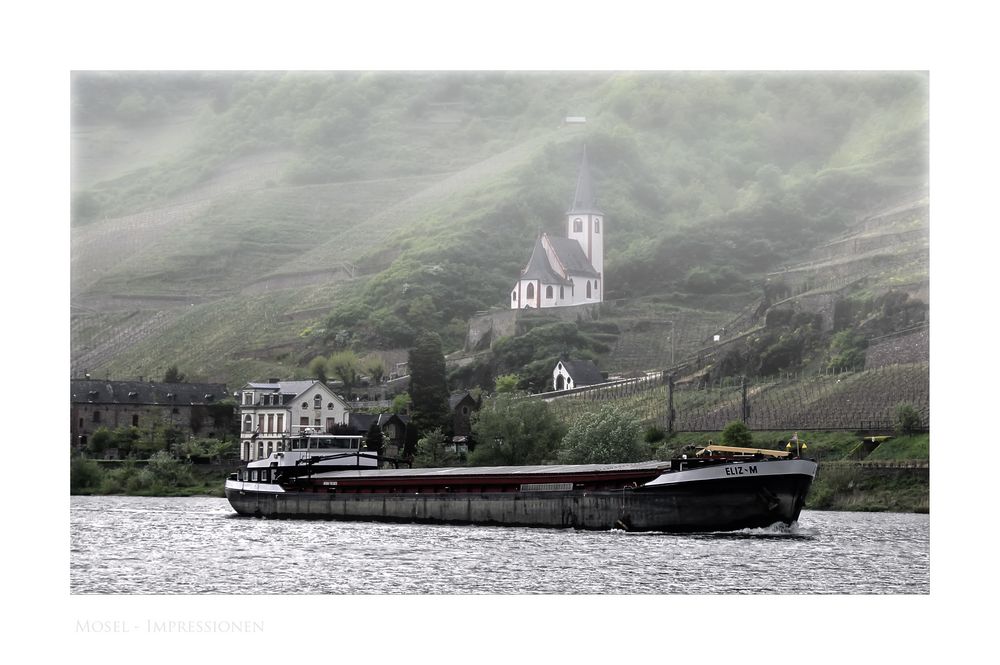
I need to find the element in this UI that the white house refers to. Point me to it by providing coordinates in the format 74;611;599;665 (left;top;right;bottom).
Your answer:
511;147;604;309
238;379;351;461
552;359;605;391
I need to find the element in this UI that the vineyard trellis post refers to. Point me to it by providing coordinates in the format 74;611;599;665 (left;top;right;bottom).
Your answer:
741;375;749;425
667;372;675;434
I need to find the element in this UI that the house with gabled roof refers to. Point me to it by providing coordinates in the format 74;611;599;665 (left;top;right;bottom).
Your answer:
237;379;351;461
510;147;604;309
552;359;605;391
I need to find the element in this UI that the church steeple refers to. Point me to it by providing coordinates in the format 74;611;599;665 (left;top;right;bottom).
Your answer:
565;146;604;294
568;145;601;214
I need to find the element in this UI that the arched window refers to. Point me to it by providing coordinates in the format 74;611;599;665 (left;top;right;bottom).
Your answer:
545;285;553;299
512;290;517;302
595;219;600;233
586;281;592;298
526;283;535;300
560;286;565;299
573;218;583;232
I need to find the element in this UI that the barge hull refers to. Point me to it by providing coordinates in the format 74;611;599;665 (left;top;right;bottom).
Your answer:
224;473;812;533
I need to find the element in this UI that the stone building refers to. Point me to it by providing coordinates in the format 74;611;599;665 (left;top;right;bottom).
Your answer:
70;378;230;451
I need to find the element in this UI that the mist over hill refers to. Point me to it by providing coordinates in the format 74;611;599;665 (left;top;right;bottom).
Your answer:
70;71;928;390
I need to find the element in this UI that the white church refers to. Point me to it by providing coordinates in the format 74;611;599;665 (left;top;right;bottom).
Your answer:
510;148;604;309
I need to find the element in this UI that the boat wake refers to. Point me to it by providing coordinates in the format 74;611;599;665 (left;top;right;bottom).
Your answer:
703;521;817;539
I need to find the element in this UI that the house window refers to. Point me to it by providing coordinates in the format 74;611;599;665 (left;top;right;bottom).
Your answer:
243;415;252;432
277;414;284;433
93;411;101;423
300;417;309;427
301;402;308;409
243;393;253;405
526;283;535;299
250;470;258;482
132;415;139;427
328;402;335;410
267;414;274;434
573;218;583;232
545;285;553;299
326;418;335;432
314;394;322;409
595;219;600;233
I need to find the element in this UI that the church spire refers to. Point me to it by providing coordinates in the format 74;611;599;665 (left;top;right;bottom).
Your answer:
568;145;600;214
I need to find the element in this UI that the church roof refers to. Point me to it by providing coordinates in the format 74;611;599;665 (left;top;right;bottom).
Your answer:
547;237;599;277
519;237;572;285
557;359;605;387
567;146;602;214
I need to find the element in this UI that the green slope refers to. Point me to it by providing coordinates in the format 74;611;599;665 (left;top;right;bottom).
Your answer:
71;71;928;387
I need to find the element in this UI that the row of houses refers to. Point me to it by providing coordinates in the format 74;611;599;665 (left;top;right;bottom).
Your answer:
70;359;606;462
70;377;482;463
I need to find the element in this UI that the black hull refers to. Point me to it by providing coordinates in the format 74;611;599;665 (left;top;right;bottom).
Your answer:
225;473;813;533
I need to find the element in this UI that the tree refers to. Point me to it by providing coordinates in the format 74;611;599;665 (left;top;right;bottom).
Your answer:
494;374;520;393
367;359;386;386
413;428;458;468
364;421;385;454
894;403;922;436
408;331;450;435
308;355;329;383
561;403;644;464
391;393;412;415
469;394;566;466
328;351;360;399
721;421;753;447
163;365;186;383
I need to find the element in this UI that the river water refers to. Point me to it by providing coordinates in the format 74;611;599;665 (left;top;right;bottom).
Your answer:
69;496;928;594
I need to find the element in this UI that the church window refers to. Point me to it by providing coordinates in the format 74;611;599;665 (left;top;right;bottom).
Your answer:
526;283;535;300
546;286;553;299
573;218;583;232
595;219;600;233
314;394;322;409
512;291;517;302
560;286;564;299
586;281;592;298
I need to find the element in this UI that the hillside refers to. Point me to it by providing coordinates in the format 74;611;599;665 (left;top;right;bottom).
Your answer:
70;71;928;391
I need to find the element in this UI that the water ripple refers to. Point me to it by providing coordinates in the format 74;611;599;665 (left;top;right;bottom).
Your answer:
70;496;929;594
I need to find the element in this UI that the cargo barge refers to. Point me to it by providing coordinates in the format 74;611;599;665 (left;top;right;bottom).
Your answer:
225;432;817;532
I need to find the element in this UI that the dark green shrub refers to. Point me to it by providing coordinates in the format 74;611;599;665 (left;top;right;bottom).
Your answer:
721;421;753;447
894;403;922;435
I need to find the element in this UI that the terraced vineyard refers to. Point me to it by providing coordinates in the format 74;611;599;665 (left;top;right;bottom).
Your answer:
540;362;929;433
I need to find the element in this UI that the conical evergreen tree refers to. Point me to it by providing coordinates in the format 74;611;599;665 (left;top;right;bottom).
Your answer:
408;331;450;437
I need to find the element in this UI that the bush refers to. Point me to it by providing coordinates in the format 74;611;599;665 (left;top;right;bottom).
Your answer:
70;455;104;494
894;403;923;435
561;403;645;464
721;421;753;447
